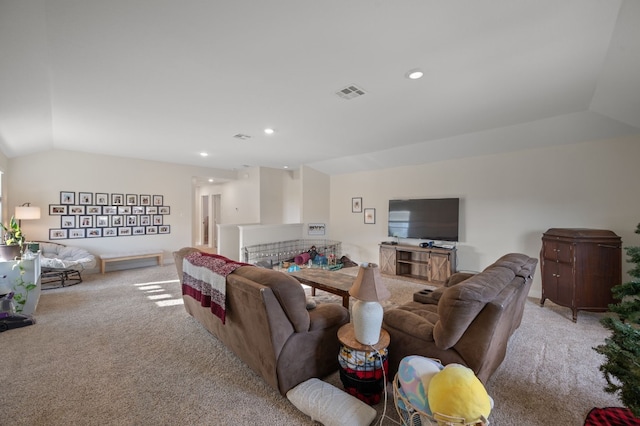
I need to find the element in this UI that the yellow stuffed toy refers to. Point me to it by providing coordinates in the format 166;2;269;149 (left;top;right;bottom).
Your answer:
427;363;492;424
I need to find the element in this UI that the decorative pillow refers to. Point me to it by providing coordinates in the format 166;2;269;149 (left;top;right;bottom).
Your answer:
286;378;377;426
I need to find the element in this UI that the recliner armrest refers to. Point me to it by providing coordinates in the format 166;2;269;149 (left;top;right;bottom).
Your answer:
383;307;436;341
308;304;350;331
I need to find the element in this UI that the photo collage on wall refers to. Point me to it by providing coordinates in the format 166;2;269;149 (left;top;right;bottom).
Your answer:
48;191;171;240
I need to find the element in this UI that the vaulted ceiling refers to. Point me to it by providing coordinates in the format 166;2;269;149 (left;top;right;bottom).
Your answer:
1;0;638;177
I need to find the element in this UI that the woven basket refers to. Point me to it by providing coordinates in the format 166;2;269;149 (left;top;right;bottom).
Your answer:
392;374;489;426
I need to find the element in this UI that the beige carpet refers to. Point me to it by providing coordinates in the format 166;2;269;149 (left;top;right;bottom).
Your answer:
1;265;621;425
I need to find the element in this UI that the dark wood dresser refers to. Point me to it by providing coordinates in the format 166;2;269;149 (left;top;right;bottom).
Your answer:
540;228;622;322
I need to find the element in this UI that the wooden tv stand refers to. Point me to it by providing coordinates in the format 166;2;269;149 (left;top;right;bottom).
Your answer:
379;243;456;285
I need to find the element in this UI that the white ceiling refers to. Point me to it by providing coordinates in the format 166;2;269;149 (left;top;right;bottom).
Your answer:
1;0;639;178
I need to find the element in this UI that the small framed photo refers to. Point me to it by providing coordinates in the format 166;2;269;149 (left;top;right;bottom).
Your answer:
96;216;109;227
158;225;170;234
79;192;93;205
132;206;145;215
139;215;151;226
126;194;138;205
69;205;85;215
146;206;158;214
118;227;132;236
126;215;138;226
103;206;117;215
95;193;109;205
139;195;151;206
60;191;75;205
111;215;124;227
132;226;146;235
103;227;118;237
352;197;363;213
158;206;170;215
86;205;101;215
69;229;85;239
153;215;163;225
364;208;376;224
146;226;158;234
79;215;93;228
49;205;67;215
308;223;325;235
61;216;76;228
118;206;131;215
153;195;163;206
49;229;68;240
86;228;102;238
111;193;124;205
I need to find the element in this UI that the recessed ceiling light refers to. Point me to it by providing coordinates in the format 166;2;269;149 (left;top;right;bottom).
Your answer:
208;178;214;183
264;128;275;135
283;165;289;169
405;68;424;80
200;152;208;157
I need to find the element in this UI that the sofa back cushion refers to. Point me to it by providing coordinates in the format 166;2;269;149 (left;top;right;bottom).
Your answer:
233;266;310;333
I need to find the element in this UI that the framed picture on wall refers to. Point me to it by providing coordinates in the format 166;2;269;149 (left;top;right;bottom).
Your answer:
86;205;101;215
352;197;363;213
60;191;75;205
86;228;102;238
308;223;325;235
69;229;85;239
118;227;132;236
49;229;67;240
146;226;158;234
158;225;170;234
111;193;124;205
153;195;163;206
96;193;109;205
79;192;93;205
364;208;376;224
61;216;76;228
140;195;151;206
158;206;170;215
69;205;85;215
126;194;138;205
49;205;67;215
79;215;93;228
103;227;117;237
132;226;145;235
96;216;109;227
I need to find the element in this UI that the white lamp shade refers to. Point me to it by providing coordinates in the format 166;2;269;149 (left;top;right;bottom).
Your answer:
15;206;41;220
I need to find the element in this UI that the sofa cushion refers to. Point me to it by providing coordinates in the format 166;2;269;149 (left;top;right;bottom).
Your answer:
433;262;518;350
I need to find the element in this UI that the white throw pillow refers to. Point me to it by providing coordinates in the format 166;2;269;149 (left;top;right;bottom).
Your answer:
286;378;377;426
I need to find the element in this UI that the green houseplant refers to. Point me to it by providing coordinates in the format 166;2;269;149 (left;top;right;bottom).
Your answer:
594;222;640;417
0;216;24;260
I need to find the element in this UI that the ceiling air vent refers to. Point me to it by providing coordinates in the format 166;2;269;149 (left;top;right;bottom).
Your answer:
233;133;252;140
336;84;367;100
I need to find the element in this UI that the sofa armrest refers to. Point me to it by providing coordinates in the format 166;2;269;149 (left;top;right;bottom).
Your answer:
308;304;350;331
383;306;436;341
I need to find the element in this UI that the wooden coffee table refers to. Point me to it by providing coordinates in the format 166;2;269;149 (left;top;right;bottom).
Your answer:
288;268;355;308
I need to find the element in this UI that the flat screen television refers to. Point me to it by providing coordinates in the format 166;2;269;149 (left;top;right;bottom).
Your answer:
388;198;459;241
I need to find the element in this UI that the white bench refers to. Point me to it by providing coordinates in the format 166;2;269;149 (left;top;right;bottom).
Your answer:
99;250;164;274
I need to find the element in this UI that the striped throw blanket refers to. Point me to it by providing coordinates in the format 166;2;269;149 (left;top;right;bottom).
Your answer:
181;252;250;324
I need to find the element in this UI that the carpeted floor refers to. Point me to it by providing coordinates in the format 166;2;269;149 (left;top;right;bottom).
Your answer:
0;264;623;425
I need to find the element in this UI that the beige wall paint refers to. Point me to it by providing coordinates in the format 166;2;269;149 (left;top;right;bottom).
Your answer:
329;135;640;298
5;149;233;262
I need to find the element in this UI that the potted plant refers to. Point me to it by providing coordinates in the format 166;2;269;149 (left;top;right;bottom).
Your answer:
0;216;24;261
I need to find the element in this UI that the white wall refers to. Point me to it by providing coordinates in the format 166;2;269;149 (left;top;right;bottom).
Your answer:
329;135;640;298
301;165;330;237
5;149;235;265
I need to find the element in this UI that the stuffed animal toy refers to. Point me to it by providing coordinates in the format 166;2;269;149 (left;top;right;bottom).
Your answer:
427;363;492;423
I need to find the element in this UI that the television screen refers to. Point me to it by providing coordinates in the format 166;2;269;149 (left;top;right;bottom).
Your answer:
388;198;459;241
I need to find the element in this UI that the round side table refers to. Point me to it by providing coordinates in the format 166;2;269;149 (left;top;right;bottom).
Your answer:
337;323;390;405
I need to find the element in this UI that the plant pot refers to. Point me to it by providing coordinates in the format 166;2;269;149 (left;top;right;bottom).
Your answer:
0;245;21;261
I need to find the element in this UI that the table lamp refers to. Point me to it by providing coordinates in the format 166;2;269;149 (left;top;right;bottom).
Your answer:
349;262;390;345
